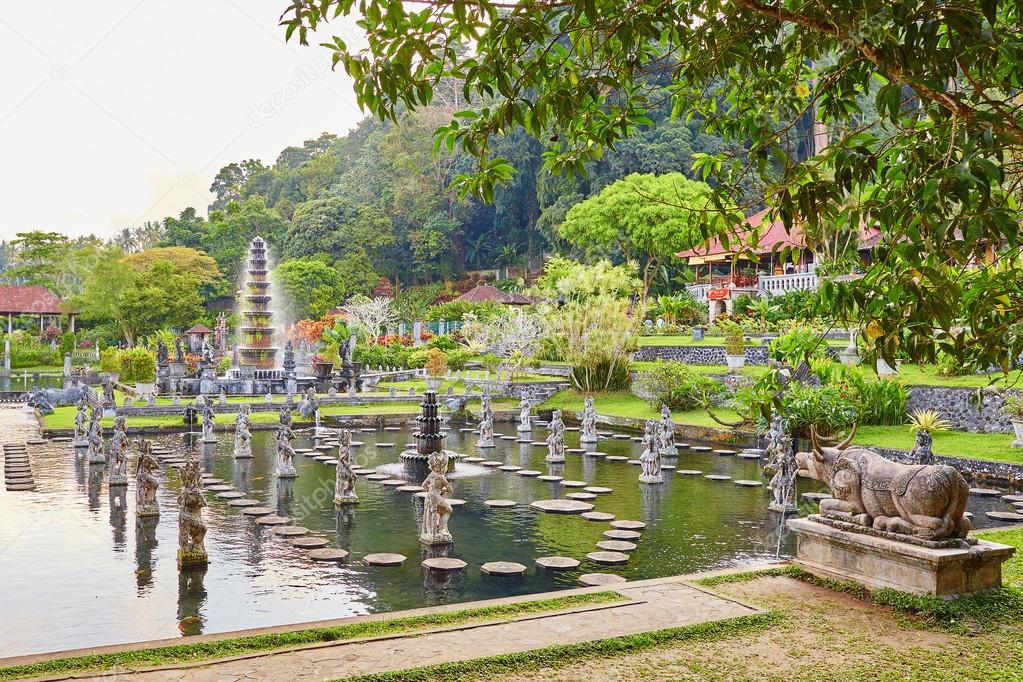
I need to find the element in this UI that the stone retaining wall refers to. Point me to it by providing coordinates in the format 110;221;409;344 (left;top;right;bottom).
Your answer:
633;344;771;365
906;385;1019;433
870;445;1023;486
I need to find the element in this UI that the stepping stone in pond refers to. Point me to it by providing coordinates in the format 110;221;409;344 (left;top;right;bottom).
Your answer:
350;441;365;447
597;540;637;552
1013;501;1023;509
500;435;518;440
382;479;406;487
228;499;261;507
606;456;628;462
308;547;349;560
603;529;642;541
971;488;1002;497
273;526;309;537
485;499;516;508
690;446;712;452
376;443;395;448
631;437;643;443
586;551;629;565
464;457;485;463
964;511;974;519
255;515;291;526
567;492;597;501
734;480;764;487
579;573;626;586
201;478;222;485
365;552;406;566
481;461;503;467
361;428;378;432
26;439;44;445
660;464;676;470
447;498;466;507
1001;494;1023;503
205;484;234;492
216;491;246;499
518;470;542;477
498;465;522;472
294;448;315;454
562;480;588;488
582;511;616;522
314;445;334;451
610;520;646;530
802;492;831;501
313;455;331;462
584;486;613;494
704;475;731;481
396;485;424;493
531;442;547;447
6;483;34;491
323;459;340;466
627;459;642;465
422;557;467;571
530;499;594;514
292;537;328;549
481;561;528;576
366;474;390;481
986;511;1023;521
566;448;586;454
613;434;631;440
459;428;475;433
383;426;401;431
353;468;376;475
241;506;276;516
536;556;580;571
714;449;736;456
565;427;580;432
538;475;563;482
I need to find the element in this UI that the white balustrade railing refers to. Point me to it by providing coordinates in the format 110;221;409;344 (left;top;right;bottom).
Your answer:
685;284;712;302
760;272;819;295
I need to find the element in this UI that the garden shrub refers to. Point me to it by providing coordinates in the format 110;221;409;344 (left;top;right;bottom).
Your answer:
769;325;829;366
811;360;908;426
119;347;156;383
444;349;471;370
426;335;458;351
781;384;857;437
535;337;563;362
99;348;121;375
633;362;727;412
424;348;448;377
58;332;76;355
478;354;502;371
407;348;431;369
764;288;821;322
570;357;631;392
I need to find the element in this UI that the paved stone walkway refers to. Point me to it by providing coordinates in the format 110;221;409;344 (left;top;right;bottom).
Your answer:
76;577;761;681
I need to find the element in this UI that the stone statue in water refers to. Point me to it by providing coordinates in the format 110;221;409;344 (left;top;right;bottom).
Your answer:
420;451;453;545
579;396;598;443
334;429;358;505
86;409;106;464
73;399;89;447
476;394;495;448
768;432;798;513
639;419;663;484
234;403;253;459
516;397;532;432
108;415;129;485
658;404;678;456
545;409;566;463
276;409;297;478
177;458;208;566
200;396;217;443
135;439;160;517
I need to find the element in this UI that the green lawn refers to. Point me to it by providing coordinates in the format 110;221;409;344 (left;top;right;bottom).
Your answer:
854;425;1023;465
629;361;770;378
637;334;846;348
889;364;1023;388
541;390;741;429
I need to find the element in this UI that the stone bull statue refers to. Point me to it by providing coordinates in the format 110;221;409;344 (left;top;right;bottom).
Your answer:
27;386;91;415
796;425;971;541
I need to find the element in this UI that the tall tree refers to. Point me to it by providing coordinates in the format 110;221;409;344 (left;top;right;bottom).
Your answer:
3;231;72;293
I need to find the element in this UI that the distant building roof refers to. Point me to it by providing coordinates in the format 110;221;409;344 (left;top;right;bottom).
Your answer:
0;285;66;314
185;324;213;334
455;284;532;305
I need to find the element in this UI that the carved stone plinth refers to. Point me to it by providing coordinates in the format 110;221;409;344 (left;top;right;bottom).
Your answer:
788;517;1015;596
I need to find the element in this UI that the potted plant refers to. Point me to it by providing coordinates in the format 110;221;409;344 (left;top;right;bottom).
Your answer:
424;348;448;390
125;347;156;397
1001;396;1023;447
908;409;950;463
720;321;745;372
311;354;334;379
99;347;121;383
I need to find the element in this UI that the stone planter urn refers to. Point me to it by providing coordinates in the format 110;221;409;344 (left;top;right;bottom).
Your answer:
1011;420;1023;449
838;348;861;366
313;361;334;379
692;326;705;341
100;372;120;384
876;358;901;376
725;354;745;372
134;382;155;398
426;376;442;390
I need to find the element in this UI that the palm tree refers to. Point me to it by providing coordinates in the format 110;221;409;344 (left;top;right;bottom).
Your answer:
464;233;492;270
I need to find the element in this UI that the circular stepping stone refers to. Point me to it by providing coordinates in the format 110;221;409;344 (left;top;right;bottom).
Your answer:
1001;494;1023;503
201;477;222;484
610;520;646;530
500;435;518;440
422;557;467;571
690;446;712;452
518;469;542;477
531;442;547;447
481;561;527;576
294;448;315;454
613;434;631;440
216;491;246;499
584;486;613;494
353;468;375;475
365;553;406;566
566;448;586;454
704;475;732;481
538;475;563;482
567;492;597;501
970;488;1002;497
366;474;390;481
464;457;485;463
579;573;626;586
360;428;378;432
228;498;261;507
562;480;588;488
738;451;763;459
586;551;629;565
26;439;44;445
446;498;466;507
597;540;637;552
314;445;333;451
308;547;349;561
603;529;641;540
606;456;628;462
481;461;503;467
485;499;516;508
376;443;395;448
382;479;406;487
627;459;642;465
734;480;764;487
255;515;291;526
582;511;616;522
396;485;424;493
660;464;676;470
291;536;328;549
383;426;401;431
313;456;332;462
530;499;594;514
241;506;275;516
802;492;831;501
714;449;736;456
273;526;309;537
536;556;580;570
986;511;1023;521
205;484;234;492
497;465;522;472
350;441;365;447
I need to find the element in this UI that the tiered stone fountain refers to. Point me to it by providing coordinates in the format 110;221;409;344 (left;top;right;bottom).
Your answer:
237;237;278;379
400;390;456;473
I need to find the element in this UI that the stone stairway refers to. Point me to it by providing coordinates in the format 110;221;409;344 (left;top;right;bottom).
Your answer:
3;442;34;491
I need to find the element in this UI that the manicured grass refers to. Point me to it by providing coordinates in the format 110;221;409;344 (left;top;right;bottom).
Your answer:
888;364;1023;388
854;425;1023;465
974;527;1023;587
637;335;846;348
0;592;626;681
541;390;741;429
629;361;770;378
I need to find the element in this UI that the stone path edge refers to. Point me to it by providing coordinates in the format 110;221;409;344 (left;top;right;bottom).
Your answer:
0;566;776;674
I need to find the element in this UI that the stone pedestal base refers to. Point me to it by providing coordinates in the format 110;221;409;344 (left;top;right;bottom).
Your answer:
87;452;106;464
477;439;495;448
420;532;453;546
177;548;208;567
788;517;1015;596
277;468;297;478
639;474;663;484
136;504;160;518
768;502;798;515
334;494;359;506
517;423;531;432
109;475;128;486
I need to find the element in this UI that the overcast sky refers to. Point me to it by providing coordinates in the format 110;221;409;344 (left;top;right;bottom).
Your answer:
0;1;365;241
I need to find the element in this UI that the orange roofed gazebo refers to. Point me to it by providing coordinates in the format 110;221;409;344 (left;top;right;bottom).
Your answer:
455;284;532;305
0;285;74;333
